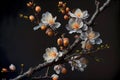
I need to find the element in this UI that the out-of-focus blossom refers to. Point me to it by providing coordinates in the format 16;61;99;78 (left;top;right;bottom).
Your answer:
33;12;61;30
66;18;88;34
81;40;93;50
43;47;63;62
69;8;89;19
80;27;102;45
54;65;67;74
69;57;87;71
51;74;59;80
1;68;8;73
9;64;16;71
54;65;62;74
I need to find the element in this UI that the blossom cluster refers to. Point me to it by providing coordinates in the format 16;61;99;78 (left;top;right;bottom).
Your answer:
41;8;103;79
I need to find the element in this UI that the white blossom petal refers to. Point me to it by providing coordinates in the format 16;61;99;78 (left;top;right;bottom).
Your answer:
94;32;100;39
82;24;88;31
80;32;87;40
53;16;57;21
33;23;43;31
90;39;96;45
69;30;76;34
52;22;61;29
51;74;59;78
95;38;102;44
82;10;89;19
69;12;76;17
74;8;82;16
41;12;52;24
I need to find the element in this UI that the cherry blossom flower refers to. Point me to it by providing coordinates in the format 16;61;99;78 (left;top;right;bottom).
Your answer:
69;57;87;71
80;27;102;45
81;40;93;50
69;8;89;19
33;12;61;30
66;18;88;34
43;47;63;62
51;74;59;80
54;65;62;74
9;64;16;71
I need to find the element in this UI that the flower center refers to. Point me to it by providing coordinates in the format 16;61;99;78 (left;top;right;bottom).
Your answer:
72;22;80;30
48;18;55;25
88;32;95;39
76;13;81;17
49;51;57;58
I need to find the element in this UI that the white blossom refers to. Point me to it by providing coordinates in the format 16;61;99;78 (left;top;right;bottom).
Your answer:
69;58;87;72
43;47;63;62
66;18;88;34
54;65;63;74
9;64;16;71
80;27;102;45
33;12;61;31
51;74;59;79
69;8;89;19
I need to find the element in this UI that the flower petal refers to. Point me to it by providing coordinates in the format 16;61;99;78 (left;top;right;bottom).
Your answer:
95;38;102;44
82;10;89;19
71;66;75;71
53;16;57;21
76;30;82;33
79;21;84;29
41;12;52;24
68;18;76;25
90;39;95;45
58;52;63;57
69;12;76;17
33;23;43;31
94;32;100;39
80;32;87;40
52;22;61;29
69;30;76;34
66;24;73;31
51;74;59;78
51;47;58;53
74;8;82;16
79;68;84;72
82;24;88;31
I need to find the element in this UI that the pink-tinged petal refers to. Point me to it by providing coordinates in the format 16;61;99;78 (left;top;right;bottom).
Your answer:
9;64;16;71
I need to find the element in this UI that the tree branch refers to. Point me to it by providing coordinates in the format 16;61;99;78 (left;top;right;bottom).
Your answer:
87;0;111;25
11;37;81;80
11;0;111;80
32;76;51;80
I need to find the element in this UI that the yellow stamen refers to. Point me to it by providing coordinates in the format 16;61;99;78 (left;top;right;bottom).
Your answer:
76;13;81;17
72;22;80;30
49;51;57;58
88;32;95;39
48;18;55;25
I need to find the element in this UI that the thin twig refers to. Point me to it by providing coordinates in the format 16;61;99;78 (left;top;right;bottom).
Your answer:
45;67;49;76
87;0;111;25
11;36;81;80
32;76;51;80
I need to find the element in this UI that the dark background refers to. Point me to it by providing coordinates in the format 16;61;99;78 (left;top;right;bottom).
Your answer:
0;0;120;80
